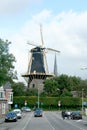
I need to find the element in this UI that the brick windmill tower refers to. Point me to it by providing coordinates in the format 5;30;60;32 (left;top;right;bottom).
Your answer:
22;25;60;91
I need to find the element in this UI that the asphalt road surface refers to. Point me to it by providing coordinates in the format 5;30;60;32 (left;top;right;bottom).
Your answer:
0;111;87;130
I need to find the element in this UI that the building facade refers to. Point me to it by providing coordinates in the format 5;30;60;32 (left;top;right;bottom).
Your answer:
0;83;13;116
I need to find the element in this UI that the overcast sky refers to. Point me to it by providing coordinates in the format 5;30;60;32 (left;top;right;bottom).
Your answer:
0;0;87;83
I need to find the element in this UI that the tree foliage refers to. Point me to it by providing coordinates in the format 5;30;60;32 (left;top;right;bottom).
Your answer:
0;39;16;85
43;78;58;96
11;82;26;96
25;88;38;96
43;74;87;97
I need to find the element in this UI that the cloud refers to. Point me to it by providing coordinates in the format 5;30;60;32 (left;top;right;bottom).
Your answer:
32;9;52;23
9;10;87;82
0;0;37;15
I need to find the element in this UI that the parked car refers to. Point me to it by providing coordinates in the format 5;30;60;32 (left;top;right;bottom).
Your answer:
13;109;22;119
21;107;31;112
5;111;17;122
34;108;43;117
70;111;82;120
61;111;71;119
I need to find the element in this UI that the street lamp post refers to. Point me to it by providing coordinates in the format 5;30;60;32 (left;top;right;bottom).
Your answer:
82;89;84;114
58;101;61;111
57;88;61;110
80;68;86;114
38;87;40;108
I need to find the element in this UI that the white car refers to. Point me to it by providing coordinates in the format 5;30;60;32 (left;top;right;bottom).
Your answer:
13;109;22;119
21;107;31;112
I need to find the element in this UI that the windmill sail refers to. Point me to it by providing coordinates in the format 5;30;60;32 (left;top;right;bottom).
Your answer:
22;25;60;88
54;54;58;76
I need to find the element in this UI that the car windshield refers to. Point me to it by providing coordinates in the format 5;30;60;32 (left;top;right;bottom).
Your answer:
15;111;20;114
6;112;16;117
22;107;30;109
72;111;80;114
35;108;42;112
25;107;30;109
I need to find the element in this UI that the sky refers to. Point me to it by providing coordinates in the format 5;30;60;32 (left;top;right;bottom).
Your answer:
0;0;87;83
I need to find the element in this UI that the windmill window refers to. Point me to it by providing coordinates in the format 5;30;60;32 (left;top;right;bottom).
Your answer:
32;84;35;88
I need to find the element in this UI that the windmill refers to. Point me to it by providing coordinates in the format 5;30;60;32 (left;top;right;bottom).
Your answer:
22;25;60;89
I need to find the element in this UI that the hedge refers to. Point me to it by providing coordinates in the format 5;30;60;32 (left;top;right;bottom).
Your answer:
13;96;84;110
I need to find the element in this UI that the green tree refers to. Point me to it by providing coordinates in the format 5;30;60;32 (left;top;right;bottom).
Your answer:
0;39;16;85
12;82;26;96
43;78;58;96
25;88;38;96
43;74;83;97
69;76;81;91
76;79;87;97
61;88;73;97
57;74;72;91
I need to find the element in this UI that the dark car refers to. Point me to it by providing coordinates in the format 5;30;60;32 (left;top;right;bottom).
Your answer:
5;111;18;122
34;108;43;117
70;111;82;120
61;111;71;119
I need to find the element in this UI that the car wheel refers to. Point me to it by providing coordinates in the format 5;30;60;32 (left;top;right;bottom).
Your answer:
14;119;17;122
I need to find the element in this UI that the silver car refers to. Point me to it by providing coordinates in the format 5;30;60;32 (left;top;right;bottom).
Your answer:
21;107;31;112
13;109;22;119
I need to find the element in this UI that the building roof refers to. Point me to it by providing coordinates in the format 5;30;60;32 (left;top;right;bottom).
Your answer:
3;82;12;90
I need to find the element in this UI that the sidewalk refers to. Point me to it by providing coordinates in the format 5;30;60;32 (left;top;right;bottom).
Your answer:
0;116;5;124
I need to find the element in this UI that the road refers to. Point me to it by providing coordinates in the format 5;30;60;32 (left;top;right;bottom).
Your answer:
0;111;87;130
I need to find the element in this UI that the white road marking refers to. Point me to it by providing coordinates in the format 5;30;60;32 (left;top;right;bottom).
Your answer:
44;114;55;130
21;113;33;130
